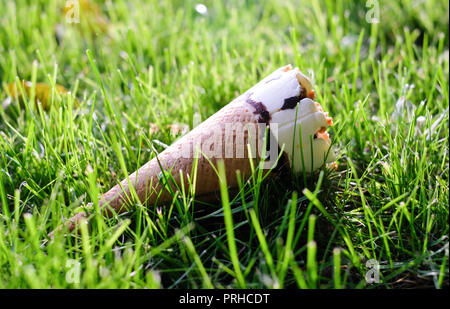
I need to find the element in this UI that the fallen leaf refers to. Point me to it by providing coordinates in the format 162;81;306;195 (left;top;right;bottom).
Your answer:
5;80;77;110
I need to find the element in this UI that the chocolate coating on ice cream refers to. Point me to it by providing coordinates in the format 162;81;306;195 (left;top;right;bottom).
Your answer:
280;88;308;110
245;97;271;125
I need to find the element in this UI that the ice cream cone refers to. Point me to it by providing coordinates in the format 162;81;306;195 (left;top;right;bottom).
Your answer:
63;64;336;232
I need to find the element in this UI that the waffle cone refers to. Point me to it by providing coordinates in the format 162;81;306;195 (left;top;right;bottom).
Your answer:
61;64;335;232
99;93;275;216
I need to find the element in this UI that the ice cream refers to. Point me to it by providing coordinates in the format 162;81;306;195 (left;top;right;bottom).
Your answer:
63;64;336;232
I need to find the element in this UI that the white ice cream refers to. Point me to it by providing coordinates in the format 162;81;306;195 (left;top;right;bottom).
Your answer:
247;65;336;173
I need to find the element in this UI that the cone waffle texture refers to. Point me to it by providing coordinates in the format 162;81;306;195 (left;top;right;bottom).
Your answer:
98;64;336;214
100;92;266;215
62;65;336;231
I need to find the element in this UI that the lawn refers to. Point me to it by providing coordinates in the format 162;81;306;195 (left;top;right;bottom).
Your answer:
0;0;448;289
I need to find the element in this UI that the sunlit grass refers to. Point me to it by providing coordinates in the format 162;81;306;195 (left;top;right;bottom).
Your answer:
0;0;448;288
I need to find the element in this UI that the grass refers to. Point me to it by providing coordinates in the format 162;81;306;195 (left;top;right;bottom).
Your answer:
0;0;448;288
